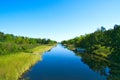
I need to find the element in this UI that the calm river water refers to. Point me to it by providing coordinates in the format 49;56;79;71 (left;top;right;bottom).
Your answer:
22;44;110;80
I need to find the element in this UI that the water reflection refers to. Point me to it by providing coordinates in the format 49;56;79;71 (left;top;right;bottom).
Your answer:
21;44;115;80
107;63;120;80
75;52;120;80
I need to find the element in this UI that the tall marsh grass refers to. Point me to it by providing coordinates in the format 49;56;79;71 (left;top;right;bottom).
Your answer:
32;45;54;54
0;45;54;80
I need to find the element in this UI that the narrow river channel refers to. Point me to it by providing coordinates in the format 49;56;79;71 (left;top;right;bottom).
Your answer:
22;44;109;80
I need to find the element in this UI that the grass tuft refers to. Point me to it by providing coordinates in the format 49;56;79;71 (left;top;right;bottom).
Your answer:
0;44;55;80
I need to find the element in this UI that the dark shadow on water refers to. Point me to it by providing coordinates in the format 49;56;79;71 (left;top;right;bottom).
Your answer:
75;52;120;80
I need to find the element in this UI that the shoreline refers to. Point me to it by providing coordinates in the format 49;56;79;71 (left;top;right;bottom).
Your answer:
18;45;55;80
0;44;56;80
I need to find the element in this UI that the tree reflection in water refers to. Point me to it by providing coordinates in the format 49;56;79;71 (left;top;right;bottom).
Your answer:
75;53;120;80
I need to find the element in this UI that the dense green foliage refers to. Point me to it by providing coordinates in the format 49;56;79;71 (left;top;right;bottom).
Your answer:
0;32;56;55
62;25;120;63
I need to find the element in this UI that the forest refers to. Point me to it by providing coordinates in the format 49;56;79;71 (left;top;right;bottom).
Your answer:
62;24;120;64
0;32;56;55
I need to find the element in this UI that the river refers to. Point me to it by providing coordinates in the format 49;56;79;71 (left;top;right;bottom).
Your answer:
22;44;110;80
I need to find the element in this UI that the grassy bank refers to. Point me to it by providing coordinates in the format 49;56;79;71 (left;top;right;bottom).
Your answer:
0;44;55;80
32;44;55;55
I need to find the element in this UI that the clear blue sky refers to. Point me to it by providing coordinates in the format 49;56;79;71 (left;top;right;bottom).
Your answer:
0;0;120;42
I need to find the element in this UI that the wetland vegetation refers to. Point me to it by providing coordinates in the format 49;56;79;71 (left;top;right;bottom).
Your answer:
0;32;56;80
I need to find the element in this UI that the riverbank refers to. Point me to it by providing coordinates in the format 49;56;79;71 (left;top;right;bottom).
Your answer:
0;44;55;80
21;44;111;80
64;44;110;58
64;44;120;80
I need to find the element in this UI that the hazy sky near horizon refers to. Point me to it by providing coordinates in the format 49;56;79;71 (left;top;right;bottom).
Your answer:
0;0;120;41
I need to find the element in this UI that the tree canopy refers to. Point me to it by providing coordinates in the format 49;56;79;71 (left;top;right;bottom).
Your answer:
61;25;120;63
0;32;57;55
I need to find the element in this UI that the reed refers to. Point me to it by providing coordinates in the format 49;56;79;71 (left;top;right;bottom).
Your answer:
0;45;54;80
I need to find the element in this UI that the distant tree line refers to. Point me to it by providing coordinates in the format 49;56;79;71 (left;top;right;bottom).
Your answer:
0;32;57;55
61;25;120;63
